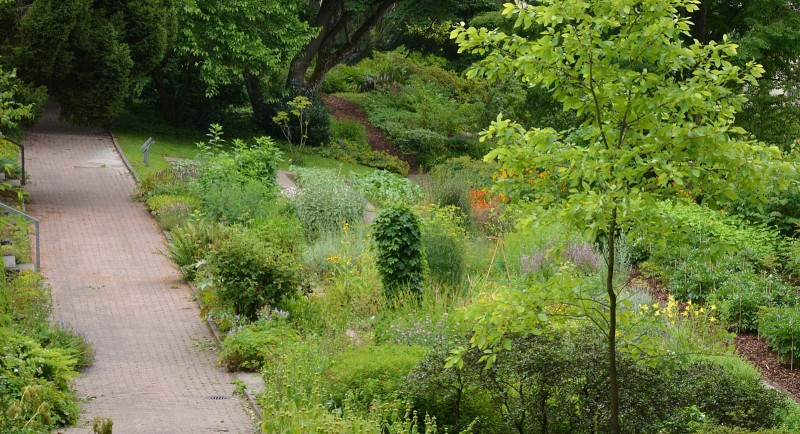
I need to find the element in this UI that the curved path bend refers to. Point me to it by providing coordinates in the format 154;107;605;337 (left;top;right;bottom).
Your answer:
24;109;254;433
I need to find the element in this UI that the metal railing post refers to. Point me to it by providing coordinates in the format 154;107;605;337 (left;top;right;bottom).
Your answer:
0;202;40;271
4;137;26;185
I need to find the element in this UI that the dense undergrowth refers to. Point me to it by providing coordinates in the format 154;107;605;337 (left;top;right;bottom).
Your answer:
137;123;800;433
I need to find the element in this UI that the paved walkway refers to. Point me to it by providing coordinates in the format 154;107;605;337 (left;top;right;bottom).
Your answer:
24;109;255;433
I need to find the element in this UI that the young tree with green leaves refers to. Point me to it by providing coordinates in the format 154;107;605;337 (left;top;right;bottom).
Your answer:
451;1;793;432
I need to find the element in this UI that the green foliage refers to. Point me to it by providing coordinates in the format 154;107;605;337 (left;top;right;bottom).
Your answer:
330;118;368;145
708;272;796;333
13;0;153;124
146;194;200;215
0;223;91;432
204;225;301;320
419;205;467;287
197;178;278;224
220;315;297;371
292;167;366;239
146;194;200;229
411;330;788;433
0;328;80;431
167;220;226;281
0;66;34;138
758;306;800;367
176;0;312;97
316;139;410;175
352;171;423;208
372;206;426;296
262;85;331;148
323;344;425;411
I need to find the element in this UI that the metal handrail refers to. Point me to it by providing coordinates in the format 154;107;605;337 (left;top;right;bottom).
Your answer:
2;137;26;185
0;202;40;271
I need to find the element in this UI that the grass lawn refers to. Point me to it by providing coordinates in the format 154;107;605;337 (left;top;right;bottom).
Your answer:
113;127;376;179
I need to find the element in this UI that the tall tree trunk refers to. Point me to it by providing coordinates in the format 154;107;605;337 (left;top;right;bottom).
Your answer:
606;207;620;434
287;0;342;87
243;69;265;120
691;0;708;42
308;0;396;88
287;0;398;89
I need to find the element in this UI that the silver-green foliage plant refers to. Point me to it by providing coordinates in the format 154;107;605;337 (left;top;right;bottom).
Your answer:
352;170;423;208
451;1;795;432
292;167;366;238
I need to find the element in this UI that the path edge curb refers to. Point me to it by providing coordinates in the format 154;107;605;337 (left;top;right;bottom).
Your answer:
107;129;140;182
108;131;264;423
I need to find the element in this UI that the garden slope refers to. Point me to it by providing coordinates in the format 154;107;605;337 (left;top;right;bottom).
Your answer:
24;107;254;432
324;94;419;173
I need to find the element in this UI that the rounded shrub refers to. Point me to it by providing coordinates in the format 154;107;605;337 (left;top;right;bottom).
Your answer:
206;226;301;320
323;344;426;411
261;85;330;147
372;206;425;296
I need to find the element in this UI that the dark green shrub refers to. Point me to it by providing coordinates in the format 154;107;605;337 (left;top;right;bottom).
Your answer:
330;118;368;145
372;206;425;296
671;361;787;431
206;226;301;320
759;306;800;367
220;316;297;371
404;329;787;434
261;85;330;147
323;344;425;411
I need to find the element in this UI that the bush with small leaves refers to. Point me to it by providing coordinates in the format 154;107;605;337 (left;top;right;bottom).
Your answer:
205;225;301;320
372;206;425;296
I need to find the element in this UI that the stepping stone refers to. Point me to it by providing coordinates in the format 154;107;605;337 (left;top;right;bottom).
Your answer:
3;255;16;269
7;179;21;187
0;172;5;181
15;264;34;272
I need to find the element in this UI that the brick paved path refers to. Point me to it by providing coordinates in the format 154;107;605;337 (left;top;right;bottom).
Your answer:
24;109;255;433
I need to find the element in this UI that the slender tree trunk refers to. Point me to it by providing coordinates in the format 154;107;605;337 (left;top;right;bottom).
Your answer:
690;0;708;42
286;0;342;87
243;69;265;120
606;207;620;434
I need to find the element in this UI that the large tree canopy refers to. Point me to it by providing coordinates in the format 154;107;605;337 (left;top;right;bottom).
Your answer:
175;0;313;118
8;0;174;125
287;0;501;88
